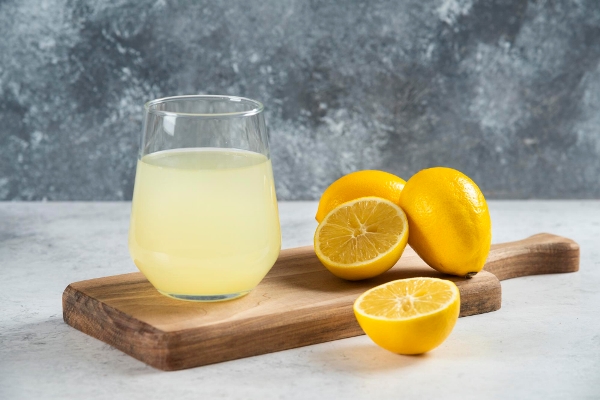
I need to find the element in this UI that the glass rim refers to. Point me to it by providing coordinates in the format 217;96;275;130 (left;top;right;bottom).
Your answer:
144;95;265;119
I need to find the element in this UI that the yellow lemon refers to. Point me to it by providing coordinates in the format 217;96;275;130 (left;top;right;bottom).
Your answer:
314;197;408;280
398;167;491;277
315;170;406;222
354;277;460;354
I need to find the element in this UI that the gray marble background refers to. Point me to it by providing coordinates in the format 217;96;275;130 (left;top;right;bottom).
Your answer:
1;0;599;200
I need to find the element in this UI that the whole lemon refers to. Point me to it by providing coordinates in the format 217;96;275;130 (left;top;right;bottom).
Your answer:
315;170;405;222
398;167;491;277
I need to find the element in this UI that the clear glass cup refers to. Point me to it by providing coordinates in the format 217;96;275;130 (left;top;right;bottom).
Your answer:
128;95;281;301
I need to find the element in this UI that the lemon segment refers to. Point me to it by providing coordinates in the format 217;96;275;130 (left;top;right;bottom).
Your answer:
316;170;406;222
354;277;460;354
314;197;408;280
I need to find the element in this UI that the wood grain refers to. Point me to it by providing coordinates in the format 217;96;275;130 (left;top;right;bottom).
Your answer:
63;233;578;370
483;233;579;280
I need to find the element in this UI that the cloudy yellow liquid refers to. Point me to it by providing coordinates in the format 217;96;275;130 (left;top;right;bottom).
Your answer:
128;148;281;299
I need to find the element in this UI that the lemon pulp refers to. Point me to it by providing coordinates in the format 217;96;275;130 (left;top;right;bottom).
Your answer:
314;197;408;280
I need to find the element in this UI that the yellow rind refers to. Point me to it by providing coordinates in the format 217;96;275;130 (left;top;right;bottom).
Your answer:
315;170;406;222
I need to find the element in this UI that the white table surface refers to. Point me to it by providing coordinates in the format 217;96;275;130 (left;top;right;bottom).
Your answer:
1;201;599;399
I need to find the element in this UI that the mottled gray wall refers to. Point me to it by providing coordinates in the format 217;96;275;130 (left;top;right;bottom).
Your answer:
1;0;599;200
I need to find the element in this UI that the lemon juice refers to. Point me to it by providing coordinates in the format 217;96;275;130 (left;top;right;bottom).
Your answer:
128;148;281;299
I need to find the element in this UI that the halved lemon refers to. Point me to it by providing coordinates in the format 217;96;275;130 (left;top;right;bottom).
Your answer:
354;277;460;354
314;197;408;280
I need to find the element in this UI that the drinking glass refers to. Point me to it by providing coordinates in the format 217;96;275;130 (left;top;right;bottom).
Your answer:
128;95;281;301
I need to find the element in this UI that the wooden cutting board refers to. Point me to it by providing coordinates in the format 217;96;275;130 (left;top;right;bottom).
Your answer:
63;233;579;371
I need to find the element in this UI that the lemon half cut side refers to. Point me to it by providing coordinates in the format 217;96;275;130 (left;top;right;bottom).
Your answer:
353;277;460;354
314;197;409;280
